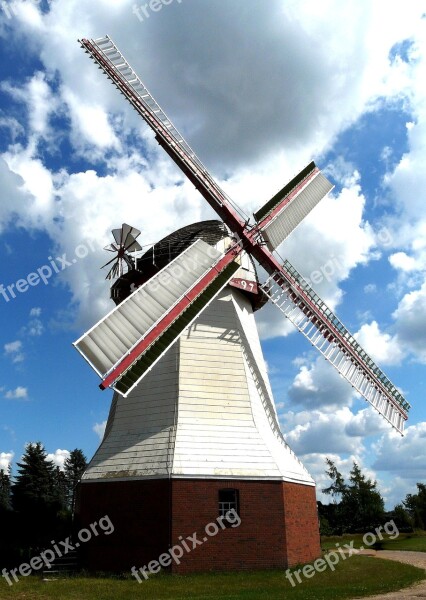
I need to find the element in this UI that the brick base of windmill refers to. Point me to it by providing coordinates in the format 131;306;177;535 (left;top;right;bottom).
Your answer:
75;478;320;573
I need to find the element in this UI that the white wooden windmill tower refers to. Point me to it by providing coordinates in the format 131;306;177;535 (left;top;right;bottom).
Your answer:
74;35;410;574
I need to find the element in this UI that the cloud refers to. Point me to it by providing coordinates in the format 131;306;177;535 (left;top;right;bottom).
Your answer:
392;282;426;362
364;283;377;294
0;157;30;234
1;71;58;139
27;318;43;336
0;0;422;335
281;406;386;456
47;448;70;469
375;422;426;473
61;88;120;154
93;420;106;440
0;117;24;142
4;340;22;354
389;251;419;272
4;386;28;400
355;320;405;366
0;452;14;471
30;307;41;317
287;356;354;411
3;340;24;363
0;0;425;503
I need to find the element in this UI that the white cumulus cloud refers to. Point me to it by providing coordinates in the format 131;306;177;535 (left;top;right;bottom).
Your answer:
93;420;107;440
47;448;70;469
4;387;28;400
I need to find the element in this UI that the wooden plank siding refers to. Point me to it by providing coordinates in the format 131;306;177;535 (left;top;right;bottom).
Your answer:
82;288;314;485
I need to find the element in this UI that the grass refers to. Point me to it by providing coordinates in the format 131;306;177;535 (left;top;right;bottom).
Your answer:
0;556;424;600
376;532;426;552
321;530;426;553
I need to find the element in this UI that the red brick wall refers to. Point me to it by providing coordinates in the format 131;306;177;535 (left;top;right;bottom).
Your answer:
74;478;320;573
282;481;321;566
74;479;171;571
171;479;285;573
171;479;320;573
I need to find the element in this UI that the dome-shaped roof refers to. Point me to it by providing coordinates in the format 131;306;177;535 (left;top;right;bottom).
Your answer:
136;219;229;274
110;220;229;305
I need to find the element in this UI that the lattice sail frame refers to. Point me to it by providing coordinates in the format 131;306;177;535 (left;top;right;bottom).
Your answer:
260;264;408;433
76;35;410;433
74;239;241;396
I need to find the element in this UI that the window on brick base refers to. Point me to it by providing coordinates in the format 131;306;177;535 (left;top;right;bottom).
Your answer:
218;488;240;524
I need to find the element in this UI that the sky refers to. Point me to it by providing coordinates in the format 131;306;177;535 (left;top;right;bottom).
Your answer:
0;0;425;510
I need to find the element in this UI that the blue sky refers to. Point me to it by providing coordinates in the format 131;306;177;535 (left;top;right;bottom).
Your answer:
0;0;425;509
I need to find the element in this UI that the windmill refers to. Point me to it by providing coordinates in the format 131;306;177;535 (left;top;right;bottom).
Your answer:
101;223;142;280
73;35;410;574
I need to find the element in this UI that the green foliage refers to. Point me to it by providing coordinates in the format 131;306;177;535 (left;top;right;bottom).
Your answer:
322;458;346;500
403;483;426;529
12;442;58;514
321;459;385;533
64;449;87;511
10;442;71;552
0;466;11;511
0;444;88;562
390;503;414;532
341;462;385;532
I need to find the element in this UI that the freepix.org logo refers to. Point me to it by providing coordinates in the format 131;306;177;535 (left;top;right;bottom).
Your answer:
2;515;114;586
0;239;98;303
1;0;53;20
132;0;183;23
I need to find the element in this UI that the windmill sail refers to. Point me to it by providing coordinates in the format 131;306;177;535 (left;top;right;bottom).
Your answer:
74;239;240;396
78;35;410;434
260;259;409;433
79;35;247;233
254;162;334;251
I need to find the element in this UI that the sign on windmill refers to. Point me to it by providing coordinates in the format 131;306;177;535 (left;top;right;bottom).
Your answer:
72;35;410;575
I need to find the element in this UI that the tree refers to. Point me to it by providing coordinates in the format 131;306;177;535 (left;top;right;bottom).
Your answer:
0;465;15;568
11;442;62;549
322;458;346;501
340;462;385;532
12;442;56;514
321;459;386;534
53;465;68;510
403;483;426;530
64;449;87;512
0;467;11;511
322;458;347;534
391;503;414;532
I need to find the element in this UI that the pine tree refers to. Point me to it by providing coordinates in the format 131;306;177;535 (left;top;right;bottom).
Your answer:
11;442;59;548
322;458;346;501
0;466;11;511
12;442;56;514
341;462;385;531
322;458;347;533
64;449;87;512
53;466;68;511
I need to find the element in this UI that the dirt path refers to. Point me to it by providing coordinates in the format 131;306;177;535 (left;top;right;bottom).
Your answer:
353;550;426;599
